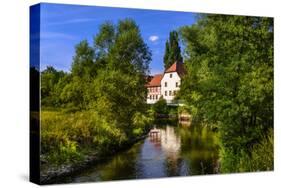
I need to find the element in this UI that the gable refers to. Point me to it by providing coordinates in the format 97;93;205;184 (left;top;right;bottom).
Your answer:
164;61;186;78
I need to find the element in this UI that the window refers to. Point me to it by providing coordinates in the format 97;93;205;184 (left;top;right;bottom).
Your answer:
174;90;177;96
165;82;167;87
156;95;158;100
149;95;152;100
169;90;172;96
165;91;167;96
170;74;172;78
176;82;178;87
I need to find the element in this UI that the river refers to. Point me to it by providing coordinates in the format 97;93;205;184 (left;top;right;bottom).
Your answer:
59;124;219;183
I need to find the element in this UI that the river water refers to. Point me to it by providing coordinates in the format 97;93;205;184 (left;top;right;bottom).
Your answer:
60;124;219;183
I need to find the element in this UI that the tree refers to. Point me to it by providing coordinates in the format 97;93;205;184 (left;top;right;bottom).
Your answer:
179;15;273;172
94;21;115;58
93;18;152;138
163;31;183;69
108;19;151;75
71;40;95;80
41;19;152;138
41;66;66;107
63;40;96;109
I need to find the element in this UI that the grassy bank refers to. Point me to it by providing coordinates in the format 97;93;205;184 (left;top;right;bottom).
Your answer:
40;110;152;180
219;128;274;173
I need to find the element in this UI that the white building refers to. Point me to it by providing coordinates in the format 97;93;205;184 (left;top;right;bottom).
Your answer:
146;74;163;104
146;61;186;104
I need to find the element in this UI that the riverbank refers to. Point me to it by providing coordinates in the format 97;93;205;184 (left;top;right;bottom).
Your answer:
40;134;148;184
40;110;152;184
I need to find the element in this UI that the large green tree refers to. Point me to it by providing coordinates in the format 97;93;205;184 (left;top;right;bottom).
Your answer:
163;30;183;69
59;40;96;110
71;40;95;79
93;19;151;138
108;19;151;75
40;19;153;169
179;15;273;172
41;18;152;137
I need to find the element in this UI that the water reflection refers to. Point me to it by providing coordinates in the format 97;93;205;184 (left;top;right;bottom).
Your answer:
60;124;219;183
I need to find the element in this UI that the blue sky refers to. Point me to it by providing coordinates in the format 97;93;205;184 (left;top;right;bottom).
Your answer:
39;3;196;74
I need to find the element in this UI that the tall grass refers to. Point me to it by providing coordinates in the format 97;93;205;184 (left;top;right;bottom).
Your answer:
41;110;129;167
220;128;273;173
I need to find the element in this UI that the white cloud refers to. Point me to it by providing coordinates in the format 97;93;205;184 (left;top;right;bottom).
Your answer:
40;32;76;40
47;18;101;26
149;35;159;42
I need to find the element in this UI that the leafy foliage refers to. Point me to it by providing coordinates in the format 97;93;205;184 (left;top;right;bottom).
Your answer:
153;96;168;115
179;15;273;172
41;110;127;165
220;128;273;172
40;18;152;167
41;66;66;107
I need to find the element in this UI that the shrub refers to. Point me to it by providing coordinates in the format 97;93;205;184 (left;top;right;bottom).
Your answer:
41;110;128;166
220;128;273;173
153;96;168;115
132;112;152;136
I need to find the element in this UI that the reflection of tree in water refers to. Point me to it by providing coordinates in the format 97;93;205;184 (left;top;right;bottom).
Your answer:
148;125;219;176
98;142;143;180
66;125;219;182
149;126;186;176
179;125;219;175
74;141;144;182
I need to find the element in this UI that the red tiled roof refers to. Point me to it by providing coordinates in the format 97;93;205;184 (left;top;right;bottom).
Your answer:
165;61;186;77
146;74;163;87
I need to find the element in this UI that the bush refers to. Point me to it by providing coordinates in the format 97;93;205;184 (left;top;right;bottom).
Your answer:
220;128;273;173
41;110;127;166
132;112;152;137
153;96;168;115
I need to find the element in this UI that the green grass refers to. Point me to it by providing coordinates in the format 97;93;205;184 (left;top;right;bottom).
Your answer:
41;109;152;169
41;110;126;167
219;128;273;173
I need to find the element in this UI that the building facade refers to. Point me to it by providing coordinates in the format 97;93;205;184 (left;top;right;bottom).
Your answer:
146;74;163;104
146;62;186;104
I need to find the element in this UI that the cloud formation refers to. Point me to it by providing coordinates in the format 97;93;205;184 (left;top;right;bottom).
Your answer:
47;18;101;26
40;32;76;40
149;35;159;42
